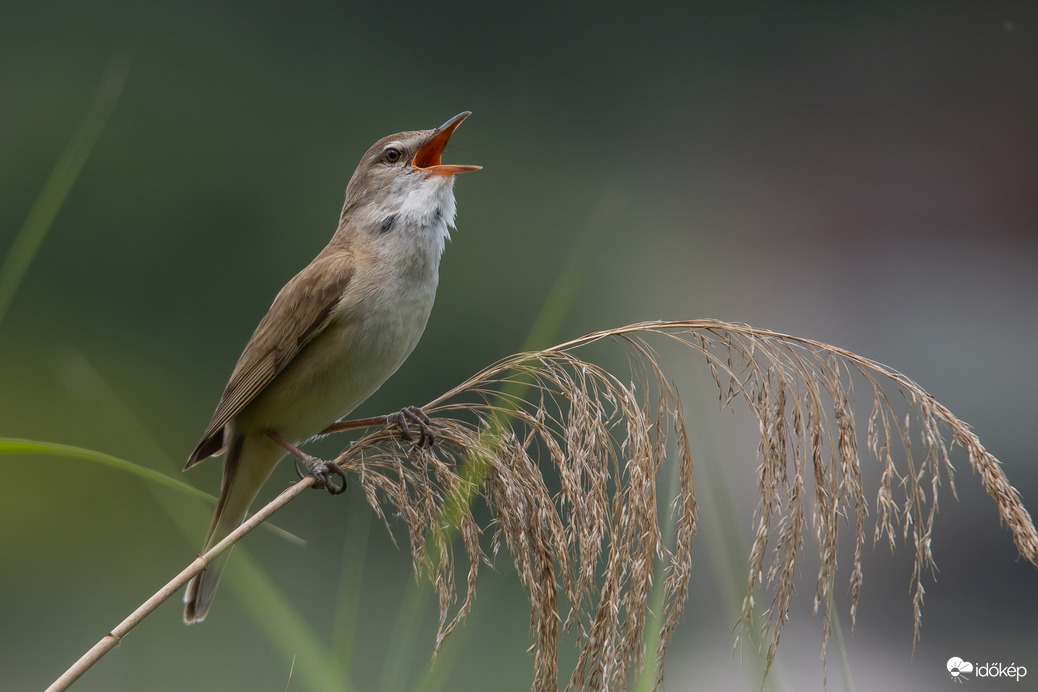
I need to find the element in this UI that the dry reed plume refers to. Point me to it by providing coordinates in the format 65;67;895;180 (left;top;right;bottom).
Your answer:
326;319;1038;690
47;319;1038;692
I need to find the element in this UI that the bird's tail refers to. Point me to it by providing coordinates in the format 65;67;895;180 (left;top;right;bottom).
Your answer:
184;434;282;623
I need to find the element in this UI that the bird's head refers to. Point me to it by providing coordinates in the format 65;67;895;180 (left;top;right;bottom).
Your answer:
340;112;480;234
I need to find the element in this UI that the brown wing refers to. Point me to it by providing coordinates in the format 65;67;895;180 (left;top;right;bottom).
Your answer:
185;250;354;468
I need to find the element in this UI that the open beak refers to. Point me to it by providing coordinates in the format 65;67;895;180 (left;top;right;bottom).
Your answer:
412;111;482;176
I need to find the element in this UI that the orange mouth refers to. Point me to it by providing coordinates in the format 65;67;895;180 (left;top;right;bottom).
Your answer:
412;111;482;176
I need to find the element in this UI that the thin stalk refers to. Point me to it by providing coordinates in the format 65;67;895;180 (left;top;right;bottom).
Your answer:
45;475;316;692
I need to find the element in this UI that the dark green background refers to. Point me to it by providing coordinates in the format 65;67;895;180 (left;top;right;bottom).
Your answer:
2;2;1036;690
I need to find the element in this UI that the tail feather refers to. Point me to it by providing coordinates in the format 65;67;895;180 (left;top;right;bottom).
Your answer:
184;434;281;623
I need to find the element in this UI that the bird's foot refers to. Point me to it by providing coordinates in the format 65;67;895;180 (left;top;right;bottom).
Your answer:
293;454;348;495
267;429;347;495
387;405;436;448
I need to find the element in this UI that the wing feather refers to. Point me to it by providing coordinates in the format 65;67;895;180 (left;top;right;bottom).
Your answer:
185;250;354;468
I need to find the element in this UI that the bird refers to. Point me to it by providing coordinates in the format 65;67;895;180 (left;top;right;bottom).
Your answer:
182;111;480;623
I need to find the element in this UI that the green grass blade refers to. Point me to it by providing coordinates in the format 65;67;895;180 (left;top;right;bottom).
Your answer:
0;437;210;500
0;60;128;326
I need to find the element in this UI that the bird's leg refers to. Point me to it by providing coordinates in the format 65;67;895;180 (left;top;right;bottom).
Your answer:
321;405;436;448
266;430;347;495
320;415;393;434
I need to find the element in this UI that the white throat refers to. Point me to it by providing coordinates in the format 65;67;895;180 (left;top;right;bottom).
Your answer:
383;174;458;257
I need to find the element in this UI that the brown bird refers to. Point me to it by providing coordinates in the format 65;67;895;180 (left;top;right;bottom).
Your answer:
183;112;480;623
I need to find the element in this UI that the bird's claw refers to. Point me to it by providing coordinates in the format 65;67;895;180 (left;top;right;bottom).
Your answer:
388;405;436;448
294;454;347;495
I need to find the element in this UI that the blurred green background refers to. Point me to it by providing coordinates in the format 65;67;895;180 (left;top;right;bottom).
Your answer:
2;2;1037;690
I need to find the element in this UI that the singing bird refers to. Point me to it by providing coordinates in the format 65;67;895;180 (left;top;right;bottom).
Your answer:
183;112;480;623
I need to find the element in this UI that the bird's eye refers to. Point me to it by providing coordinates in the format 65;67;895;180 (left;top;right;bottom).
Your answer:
384;148;402;163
